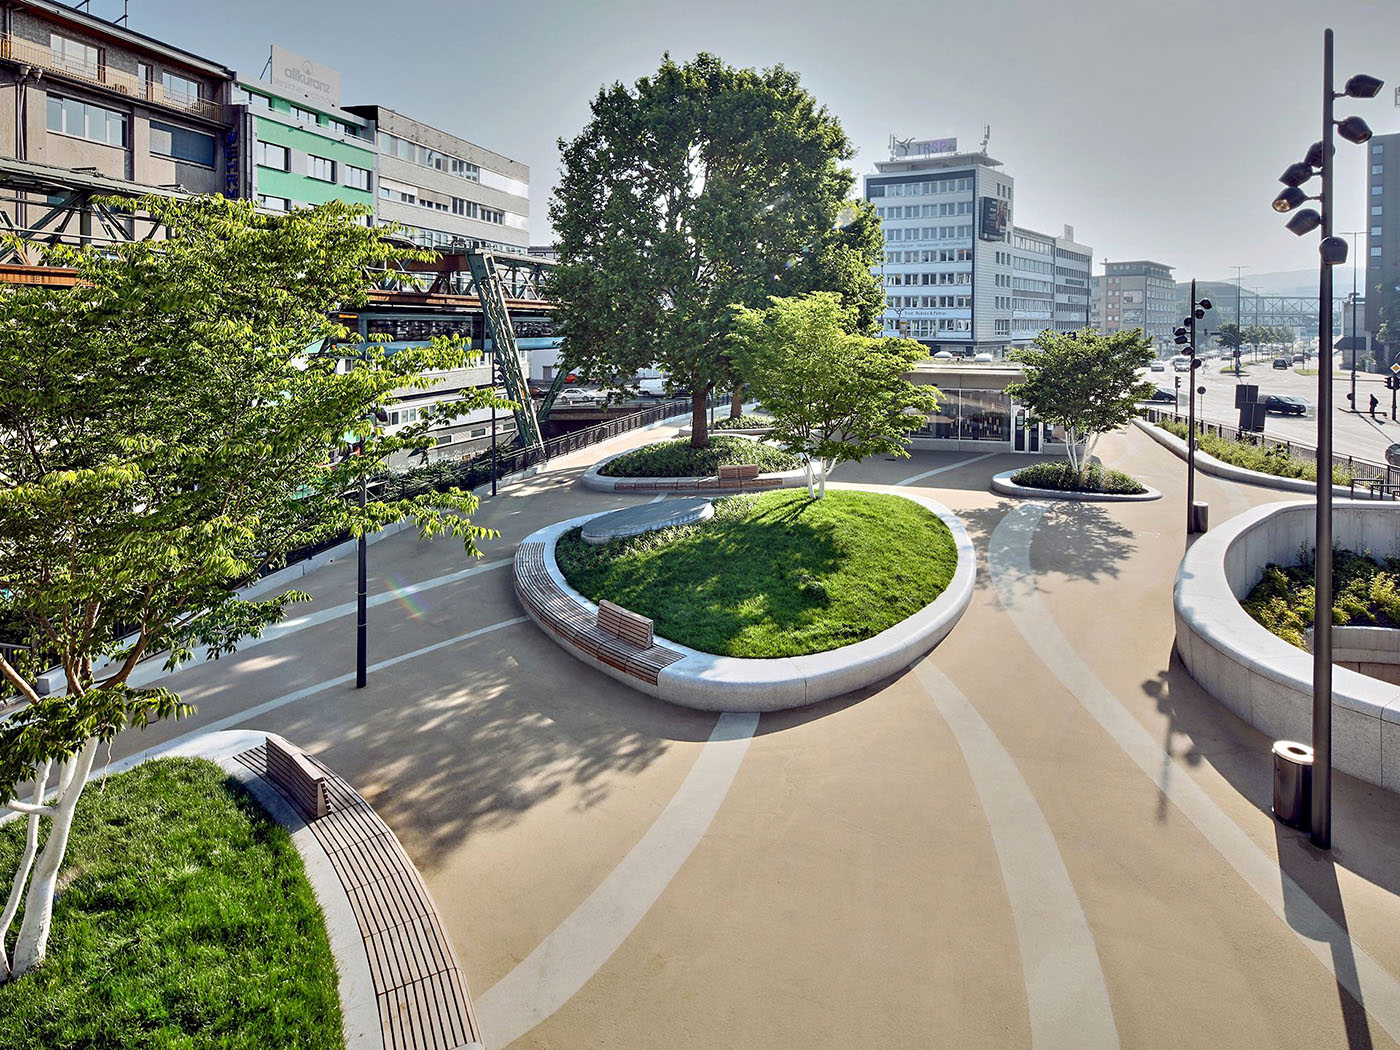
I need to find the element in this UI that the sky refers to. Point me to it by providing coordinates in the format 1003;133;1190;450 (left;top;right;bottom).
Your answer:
114;0;1400;287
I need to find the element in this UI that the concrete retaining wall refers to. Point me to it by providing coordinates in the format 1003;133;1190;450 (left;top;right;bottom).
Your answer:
1173;499;1400;790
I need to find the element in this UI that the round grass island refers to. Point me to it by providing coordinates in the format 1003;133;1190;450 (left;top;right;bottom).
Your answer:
515;488;976;711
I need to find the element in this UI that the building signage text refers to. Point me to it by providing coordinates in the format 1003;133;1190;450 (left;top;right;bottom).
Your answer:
269;45;341;111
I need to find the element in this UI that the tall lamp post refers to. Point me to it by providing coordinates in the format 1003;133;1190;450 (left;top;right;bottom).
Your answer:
1269;28;1383;849
1339;230;1364;408
1174;282;1213;535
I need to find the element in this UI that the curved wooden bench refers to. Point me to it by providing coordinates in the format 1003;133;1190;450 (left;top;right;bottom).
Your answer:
235;740;483;1050
514;541;684;686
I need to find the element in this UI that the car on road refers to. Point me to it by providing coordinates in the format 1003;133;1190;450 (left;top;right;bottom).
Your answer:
1273;358;1290;369
1172;355;1192;372
1149;361;1166;373
1264;394;1308;416
972;352;995;364
555;387;598;406
1146;387;1177;403
932;350;955;361
1292;353;1305;364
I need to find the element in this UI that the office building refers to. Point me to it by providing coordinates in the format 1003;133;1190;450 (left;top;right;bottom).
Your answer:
865;140;1090;355
1090;260;1175;348
1365;132;1398;349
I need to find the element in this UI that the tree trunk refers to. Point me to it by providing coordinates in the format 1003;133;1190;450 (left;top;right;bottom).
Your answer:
803;455;816;499
690;386;708;449
0;760;50;980
730;385;744;420
817;458;827;499
10;739;98;979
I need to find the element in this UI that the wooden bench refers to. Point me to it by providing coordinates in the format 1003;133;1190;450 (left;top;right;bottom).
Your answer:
717;463;761;483
514;542;684;686
265;736;330;821
236;741;482;1050
597;599;654;648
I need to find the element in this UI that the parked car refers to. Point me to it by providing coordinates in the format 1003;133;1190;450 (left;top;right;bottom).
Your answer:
637;376;668;397
1149;361;1167;373
972;352;995;364
1292;353;1305;364
932;350;955;361
1264;394;1308;416
1273;357;1290;369
1147;387;1177;403
555;387;598;406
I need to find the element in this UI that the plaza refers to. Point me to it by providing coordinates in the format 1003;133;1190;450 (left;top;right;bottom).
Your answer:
73;415;1400;1050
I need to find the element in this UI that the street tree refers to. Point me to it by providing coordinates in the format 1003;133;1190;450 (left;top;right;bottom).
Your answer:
1006;327;1154;481
0;196;499;981
730;293;939;498
1217;322;1243;353
548;52;878;447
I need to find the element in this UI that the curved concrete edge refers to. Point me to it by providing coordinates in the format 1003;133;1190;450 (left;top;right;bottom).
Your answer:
517;492;976;712
678;426;774;438
1132;416;1386;500
990;468;1162;502
579;438;810;493
1173;501;1400;791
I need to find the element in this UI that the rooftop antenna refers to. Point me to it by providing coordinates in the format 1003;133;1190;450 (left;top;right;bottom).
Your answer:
980;125;991;153
259;46;272;82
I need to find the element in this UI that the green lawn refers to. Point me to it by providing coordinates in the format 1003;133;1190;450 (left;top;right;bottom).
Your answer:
556;489;958;657
0;758;343;1050
598;436;800;478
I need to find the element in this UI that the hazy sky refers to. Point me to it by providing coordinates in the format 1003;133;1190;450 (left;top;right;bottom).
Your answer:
117;0;1400;285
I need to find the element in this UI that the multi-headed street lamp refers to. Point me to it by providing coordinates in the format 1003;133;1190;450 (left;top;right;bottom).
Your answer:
1269;28;1382;850
1174;282;1213;535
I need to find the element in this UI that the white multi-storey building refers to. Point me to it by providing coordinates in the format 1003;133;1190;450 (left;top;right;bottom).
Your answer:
865;143;1090;355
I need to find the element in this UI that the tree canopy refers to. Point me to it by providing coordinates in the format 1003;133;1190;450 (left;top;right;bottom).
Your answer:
0;195;499;979
1006;327;1154;479
548;52;881;447
730;293;939;498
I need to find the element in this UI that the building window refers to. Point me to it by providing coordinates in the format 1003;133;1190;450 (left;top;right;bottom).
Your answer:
1374;143;1385;155
161;71;201;105
289;104;320;124
1373;206;1383;216
150;120;215;166
1372;246;1383;257
257;195;290;212
137;62;152;90
51;34;100;76
240;88;271;111
1374;165;1385;176
307;155;335;182
257;141;289;170
1372;186;1383;196
1373;226;1383;237
46;95;125;147
345;165;370;191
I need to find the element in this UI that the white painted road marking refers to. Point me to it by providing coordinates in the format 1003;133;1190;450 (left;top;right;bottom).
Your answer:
477;711;760;1048
916;663;1120;1050
896;452;999;487
988;500;1400;1043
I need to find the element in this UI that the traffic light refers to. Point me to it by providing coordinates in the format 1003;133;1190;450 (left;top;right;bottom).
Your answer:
1174;375;1181;391
1387;375;1400;391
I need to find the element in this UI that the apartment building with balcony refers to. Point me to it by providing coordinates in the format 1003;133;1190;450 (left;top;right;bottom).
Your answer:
0;0;235;235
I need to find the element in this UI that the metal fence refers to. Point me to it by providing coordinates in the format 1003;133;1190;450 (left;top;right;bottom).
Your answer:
1138;406;1396;486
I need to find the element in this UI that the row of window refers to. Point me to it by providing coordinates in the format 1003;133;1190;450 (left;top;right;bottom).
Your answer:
396;223;521;255
257;141;370;189
1014;257;1054;276
52;31;202;104
884;225;974;242
882;248;973;264
239;89;368;139
377;178;506;223
885;294;971;309
378;132;480;182
1012;234;1053;255
896;318;972;335
884;271;973;287
869;176;975;198
877;201;973;220
46;93;218;166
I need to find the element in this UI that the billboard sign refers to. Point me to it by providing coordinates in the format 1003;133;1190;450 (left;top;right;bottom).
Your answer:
979;197;1009;240
270;45;340;111
890;136;957;159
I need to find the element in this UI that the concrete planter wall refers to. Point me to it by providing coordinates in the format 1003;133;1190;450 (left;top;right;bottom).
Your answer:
580;438;810;493
517;492;976;712
1173;499;1400;790
990;469;1162;502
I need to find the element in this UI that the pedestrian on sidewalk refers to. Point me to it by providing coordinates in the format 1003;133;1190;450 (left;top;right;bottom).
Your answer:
1370;393;1379;418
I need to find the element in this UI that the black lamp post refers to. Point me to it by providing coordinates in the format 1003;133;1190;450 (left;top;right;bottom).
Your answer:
1175;282;1213;535
1269;28;1382;850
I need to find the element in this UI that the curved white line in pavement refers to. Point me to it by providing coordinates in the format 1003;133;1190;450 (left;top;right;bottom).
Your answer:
896;451;999;486
914;663;1120;1050
988;501;1400;1042
477;711;759;1049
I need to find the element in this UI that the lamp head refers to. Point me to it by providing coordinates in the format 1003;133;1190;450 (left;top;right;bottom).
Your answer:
1285;208;1322;236
1273;186;1309;213
1194;307;1205;319
1173;326;1187;339
1198;298;1212;311
1304;140;1333;169
1279;162;1315;187
1337;115;1373;144
1344;73;1384;99
1320;236;1349;266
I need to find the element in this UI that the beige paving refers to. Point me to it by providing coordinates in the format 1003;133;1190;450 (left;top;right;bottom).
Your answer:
84;417;1400;1049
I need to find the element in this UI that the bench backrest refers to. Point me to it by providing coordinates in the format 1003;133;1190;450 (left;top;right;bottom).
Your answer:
597;599;654;648
265;736;331;821
717;463;761;481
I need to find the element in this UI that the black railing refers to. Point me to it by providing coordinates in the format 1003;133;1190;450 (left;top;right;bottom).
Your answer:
1138;406;1395;484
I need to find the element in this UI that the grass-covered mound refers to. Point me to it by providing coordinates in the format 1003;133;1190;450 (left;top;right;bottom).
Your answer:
1009;461;1146;495
711;414;773;431
557;489;958;657
0;758;343;1050
598;436;799;478
1153;419;1355;484
1243;548;1400;648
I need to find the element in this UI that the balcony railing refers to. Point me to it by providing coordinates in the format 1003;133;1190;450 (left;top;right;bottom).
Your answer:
1;34;224;123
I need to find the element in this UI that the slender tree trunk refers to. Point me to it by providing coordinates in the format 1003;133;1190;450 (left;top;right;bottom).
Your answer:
0;760;51;981
804;455;816;499
11;738;99;979
730;385;744;420
817;458;827;499
690;386;708;449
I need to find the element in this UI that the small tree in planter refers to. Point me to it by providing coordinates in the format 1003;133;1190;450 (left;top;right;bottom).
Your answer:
1006;327;1154;483
0;196;498;981
731;293;939;498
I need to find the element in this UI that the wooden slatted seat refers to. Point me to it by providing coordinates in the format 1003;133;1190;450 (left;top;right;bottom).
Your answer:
514;542;685;686
717;463;761;482
235;741;482;1050
265;736;330;821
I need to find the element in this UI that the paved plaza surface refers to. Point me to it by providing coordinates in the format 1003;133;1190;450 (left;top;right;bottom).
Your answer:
100;419;1400;1049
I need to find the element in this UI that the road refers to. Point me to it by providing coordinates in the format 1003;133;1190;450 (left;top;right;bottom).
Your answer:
1145;353;1400;467
73;419;1400;1049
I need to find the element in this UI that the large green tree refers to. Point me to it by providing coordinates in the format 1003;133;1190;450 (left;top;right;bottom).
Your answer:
731;293;939;498
1006;327;1154;480
548;52;880;447
0;196;498;980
